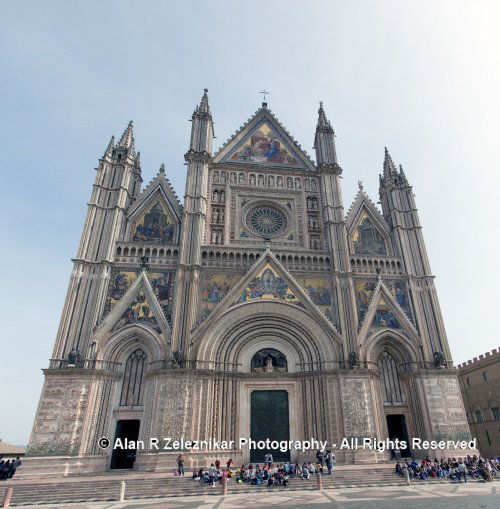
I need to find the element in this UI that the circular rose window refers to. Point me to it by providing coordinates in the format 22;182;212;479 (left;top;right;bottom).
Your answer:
245;205;288;237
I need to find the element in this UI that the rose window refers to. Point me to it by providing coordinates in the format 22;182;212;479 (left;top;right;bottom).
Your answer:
245;205;288;237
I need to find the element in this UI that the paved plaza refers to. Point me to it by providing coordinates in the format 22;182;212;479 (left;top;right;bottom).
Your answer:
6;482;498;509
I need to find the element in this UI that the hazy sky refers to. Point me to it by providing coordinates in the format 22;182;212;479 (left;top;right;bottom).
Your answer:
1;0;499;445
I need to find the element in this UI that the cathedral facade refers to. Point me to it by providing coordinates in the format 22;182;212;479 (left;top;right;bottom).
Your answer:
28;91;473;473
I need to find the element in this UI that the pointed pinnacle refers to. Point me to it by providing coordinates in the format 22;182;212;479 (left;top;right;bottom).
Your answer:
195;88;211;116
118;120;134;149
104;135;115;157
159;163;165;174
399;164;406;180
317;101;333;132
383;147;397;177
134;151;141;170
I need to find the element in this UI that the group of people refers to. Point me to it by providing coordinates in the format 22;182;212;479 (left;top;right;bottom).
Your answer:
0;457;22;480
183;450;335;488
396;455;500;483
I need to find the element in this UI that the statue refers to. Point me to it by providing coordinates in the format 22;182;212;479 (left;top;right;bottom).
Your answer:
433;350;445;369
67;348;81;367
265;354;274;373
348;351;358;369
172;349;182;368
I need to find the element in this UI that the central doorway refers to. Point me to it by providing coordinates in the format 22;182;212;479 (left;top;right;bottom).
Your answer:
110;419;140;469
250;390;290;463
386;414;411;457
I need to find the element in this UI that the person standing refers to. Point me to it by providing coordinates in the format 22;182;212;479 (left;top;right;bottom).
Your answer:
316;449;324;467
176;454;185;476
208;463;217;486
265;452;273;470
457;459;467;483
325;450;334;475
402;464;411;486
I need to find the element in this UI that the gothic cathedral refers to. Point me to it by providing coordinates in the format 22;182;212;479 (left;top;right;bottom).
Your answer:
28;90;472;472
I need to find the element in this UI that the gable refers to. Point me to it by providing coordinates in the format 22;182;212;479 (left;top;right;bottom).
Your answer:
192;250;341;341
214;109;316;171
94;270;173;344
354;278;413;325
235;263;303;305
111;292;163;336
351;210;390;256
130;194;176;243
357;280;418;344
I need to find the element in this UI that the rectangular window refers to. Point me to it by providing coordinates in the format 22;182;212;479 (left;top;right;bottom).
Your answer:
475;410;484;423
483;371;489;381
492;407;500;420
466;376;471;386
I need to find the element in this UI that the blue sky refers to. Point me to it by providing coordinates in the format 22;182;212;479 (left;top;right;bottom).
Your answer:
1;0;499;445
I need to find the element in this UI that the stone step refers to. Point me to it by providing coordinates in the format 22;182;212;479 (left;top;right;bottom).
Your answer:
3;471;493;506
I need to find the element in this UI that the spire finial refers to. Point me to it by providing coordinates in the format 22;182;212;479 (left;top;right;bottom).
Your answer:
118;120;134;149
195;88;211;116
399;163;407;181
383;147;397;178
104;135;115;157
317;101;333;132
358;180;364;191
159;163;165;174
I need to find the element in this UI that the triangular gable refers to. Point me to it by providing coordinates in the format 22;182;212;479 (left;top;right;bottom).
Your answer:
357;279;418;344
93;271;171;344
213;108;316;171
235;263;303;305
191;250;340;342
127;167;183;243
346;190;392;256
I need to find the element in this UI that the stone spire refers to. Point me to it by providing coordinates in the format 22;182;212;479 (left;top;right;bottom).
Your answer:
118;120;135;151
317;101;334;132
103;135;115;158
189;89;214;153
194;88;211;117
314;101;337;166
399;163;407;182
383;147;397;178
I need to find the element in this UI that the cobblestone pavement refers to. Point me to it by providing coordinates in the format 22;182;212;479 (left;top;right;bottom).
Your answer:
6;482;499;509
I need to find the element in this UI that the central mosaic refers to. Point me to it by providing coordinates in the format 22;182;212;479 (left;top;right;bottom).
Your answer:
245;205;288;237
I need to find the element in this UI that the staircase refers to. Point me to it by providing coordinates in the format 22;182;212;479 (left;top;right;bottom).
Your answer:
0;466;492;506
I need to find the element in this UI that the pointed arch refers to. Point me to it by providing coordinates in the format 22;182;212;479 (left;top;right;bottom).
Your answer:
119;348;147;406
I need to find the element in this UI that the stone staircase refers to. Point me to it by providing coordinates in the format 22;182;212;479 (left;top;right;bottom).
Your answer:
0;466;492;506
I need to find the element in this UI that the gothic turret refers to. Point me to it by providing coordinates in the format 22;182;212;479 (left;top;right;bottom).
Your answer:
314;101;338;167
52;121;142;361
379;149;450;363
172;90;214;353
189;88;214;154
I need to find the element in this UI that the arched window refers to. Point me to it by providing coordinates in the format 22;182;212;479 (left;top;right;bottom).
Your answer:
473;405;483;423
378;351;403;404
120;348;146;406
491;405;500;421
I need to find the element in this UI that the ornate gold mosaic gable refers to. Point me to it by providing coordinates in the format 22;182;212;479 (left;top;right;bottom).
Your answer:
223;121;305;168
236;264;302;305
130;196;175;243
352;211;388;255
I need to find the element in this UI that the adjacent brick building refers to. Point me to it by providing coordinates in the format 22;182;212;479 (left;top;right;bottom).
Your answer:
457;348;500;457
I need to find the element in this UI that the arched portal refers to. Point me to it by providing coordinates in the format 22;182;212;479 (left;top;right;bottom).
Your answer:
192;300;340;463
